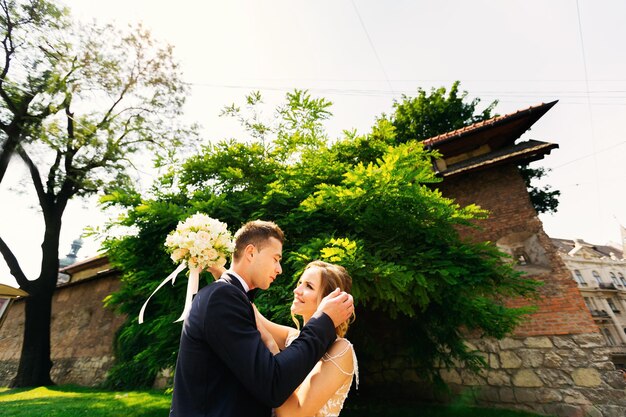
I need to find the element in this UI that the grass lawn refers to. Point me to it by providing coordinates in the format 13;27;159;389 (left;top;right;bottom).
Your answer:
0;385;548;417
0;385;171;417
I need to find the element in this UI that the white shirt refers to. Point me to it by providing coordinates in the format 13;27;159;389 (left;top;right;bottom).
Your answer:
224;269;250;293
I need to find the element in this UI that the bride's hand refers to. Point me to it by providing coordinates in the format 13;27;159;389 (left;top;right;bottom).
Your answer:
207;264;226;280
253;304;279;355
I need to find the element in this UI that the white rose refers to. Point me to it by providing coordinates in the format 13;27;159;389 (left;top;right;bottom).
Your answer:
196;230;211;242
170;248;188;262
206;248;218;261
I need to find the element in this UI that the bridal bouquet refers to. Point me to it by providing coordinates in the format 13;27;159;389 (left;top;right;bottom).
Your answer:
139;213;235;324
165;213;234;270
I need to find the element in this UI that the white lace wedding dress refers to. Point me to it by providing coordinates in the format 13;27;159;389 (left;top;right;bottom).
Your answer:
280;334;359;417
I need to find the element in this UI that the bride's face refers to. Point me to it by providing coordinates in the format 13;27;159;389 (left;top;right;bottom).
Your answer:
291;267;323;318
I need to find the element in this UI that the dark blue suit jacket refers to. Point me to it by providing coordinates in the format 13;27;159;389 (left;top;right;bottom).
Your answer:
169;274;336;417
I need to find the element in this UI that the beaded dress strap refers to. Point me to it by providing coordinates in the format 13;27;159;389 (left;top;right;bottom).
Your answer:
322;339;359;388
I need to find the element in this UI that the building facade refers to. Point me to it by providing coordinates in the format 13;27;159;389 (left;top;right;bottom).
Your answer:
552;237;626;369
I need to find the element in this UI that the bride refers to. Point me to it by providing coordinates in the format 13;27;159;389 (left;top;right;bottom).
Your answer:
212;260;358;417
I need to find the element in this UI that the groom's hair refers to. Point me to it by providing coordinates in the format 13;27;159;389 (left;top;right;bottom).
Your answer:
232;220;285;261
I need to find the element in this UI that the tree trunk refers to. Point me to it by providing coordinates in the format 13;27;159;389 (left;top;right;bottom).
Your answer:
10;290;54;387
0;131;20;184
10;211;62;388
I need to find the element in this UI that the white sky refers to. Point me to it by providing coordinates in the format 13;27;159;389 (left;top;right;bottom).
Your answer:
2;0;626;286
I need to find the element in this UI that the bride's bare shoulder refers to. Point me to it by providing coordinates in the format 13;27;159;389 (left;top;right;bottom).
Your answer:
329;338;352;352
324;338;354;367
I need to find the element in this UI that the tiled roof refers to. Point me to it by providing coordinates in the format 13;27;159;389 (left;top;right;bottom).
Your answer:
423;100;558;148
59;254;108;274
551;238;575;254
551;237;624;259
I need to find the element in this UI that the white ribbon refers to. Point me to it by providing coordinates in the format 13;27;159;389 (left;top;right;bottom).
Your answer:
139;262;187;324
175;266;200;323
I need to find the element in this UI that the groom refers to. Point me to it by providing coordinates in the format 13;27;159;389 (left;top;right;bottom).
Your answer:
169;220;354;417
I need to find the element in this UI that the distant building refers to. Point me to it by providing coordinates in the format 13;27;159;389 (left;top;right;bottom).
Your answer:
58;237;84;284
59;237;84;268
552;236;626;368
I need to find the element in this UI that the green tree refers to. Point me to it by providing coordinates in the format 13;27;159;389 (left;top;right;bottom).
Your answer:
101;90;539;388
387;81;497;143
0;0;68;182
387;81;559;214
518;165;560;215
0;0;192;387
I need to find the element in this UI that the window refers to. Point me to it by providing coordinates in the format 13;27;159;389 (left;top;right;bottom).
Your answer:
593;271;603;285
573;270;587;286
611;272;621;287
602;328;616;346
583;297;594;310
607;298;621;314
619;273;626;287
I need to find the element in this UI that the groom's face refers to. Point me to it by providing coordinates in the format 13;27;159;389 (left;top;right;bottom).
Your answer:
249;237;283;290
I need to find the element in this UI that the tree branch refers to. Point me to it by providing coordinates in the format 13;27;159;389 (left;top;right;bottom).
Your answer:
16;145;47;204
55;176;74;214
56;154;77;210
0;129;19;183
51;110;79;208
97;80;134;130
0;235;30;290
65;105;74;141
77;115;143;173
0;0;17;113
46;148;62;193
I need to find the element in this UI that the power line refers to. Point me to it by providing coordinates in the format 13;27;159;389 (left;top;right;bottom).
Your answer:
8;69;626;104
188;77;626;83
552;140;626;170
350;0;394;94
186;81;626;102
576;0;602;220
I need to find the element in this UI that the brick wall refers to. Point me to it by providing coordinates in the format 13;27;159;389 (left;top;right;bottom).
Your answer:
0;274;125;386
438;164;598;336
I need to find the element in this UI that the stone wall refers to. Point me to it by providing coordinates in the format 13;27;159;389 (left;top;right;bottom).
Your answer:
0;273;125;386
450;334;626;417
365;333;626;417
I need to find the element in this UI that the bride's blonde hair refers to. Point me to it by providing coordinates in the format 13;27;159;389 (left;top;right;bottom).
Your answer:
292;260;355;338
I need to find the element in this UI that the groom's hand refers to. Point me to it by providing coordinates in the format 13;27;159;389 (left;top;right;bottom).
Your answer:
316;288;354;328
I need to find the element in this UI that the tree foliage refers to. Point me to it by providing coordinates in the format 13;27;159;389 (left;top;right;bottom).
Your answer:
0;0;193;387
518;165;560;215
102;90;540;389
0;0;67;182
386;81;498;143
